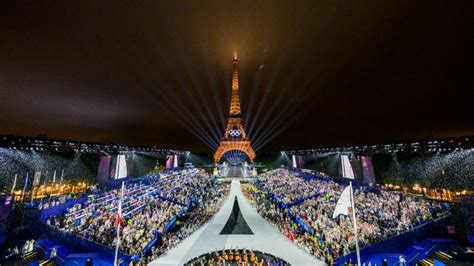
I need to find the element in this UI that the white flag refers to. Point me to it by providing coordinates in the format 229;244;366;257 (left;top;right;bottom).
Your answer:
333;185;352;219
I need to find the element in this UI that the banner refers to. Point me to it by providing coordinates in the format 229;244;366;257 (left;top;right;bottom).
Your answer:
33;171;42;186
166;155;173;169
340;155;355;179
97;156;112;184
361;156;376;184
114;155;128;180
173;155;178;168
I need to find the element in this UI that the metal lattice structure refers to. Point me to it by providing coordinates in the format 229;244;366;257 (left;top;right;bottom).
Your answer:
214;57;256;163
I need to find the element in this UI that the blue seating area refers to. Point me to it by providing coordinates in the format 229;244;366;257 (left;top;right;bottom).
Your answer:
334;238;457;265
38;238;117;266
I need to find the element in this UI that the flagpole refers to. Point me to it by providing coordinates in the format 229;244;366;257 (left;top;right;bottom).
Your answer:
114;181;125;266
349;181;361;266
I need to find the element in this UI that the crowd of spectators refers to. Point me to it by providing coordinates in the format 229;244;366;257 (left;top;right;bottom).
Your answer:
49;168;229;263
146;182;229;263
244;168;450;263
256;169;315;204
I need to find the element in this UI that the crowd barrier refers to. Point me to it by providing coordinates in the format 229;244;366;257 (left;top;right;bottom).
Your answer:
264;188;313;234
141;231;161;257
158;195;186;206
106;177;133;188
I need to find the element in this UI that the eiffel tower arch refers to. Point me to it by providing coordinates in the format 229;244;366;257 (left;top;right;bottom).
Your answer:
214;57;256;164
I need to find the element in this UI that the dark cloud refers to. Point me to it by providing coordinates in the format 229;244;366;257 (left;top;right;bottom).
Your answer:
0;1;472;153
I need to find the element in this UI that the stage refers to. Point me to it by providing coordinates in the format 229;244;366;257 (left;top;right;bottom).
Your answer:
149;180;324;266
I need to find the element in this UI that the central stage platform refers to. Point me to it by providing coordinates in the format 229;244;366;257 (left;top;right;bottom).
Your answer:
225;166;243;178
149;180;324;266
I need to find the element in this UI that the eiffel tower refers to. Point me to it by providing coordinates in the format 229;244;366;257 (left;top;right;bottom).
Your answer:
214;57;256;164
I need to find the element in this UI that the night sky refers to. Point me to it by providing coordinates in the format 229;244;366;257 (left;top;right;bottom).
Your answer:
0;1;472;153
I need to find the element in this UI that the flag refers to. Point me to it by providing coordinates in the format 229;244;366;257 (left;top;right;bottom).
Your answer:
115;203;122;229
115;182;124;229
33;171;41;186
333;185;352;219
115;205;122;229
11;174;17;195
52;170;56;185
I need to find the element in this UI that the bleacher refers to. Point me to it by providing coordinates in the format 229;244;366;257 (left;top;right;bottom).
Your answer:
30;168;219;264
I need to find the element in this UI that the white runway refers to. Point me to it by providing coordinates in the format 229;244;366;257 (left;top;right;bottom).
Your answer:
149;180;325;266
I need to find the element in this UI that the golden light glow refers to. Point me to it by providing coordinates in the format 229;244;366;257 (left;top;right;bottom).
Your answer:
229;57;241;116
214;57;255;163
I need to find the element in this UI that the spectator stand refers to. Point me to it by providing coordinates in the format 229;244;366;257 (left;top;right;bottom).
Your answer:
3;169;205;264
41;168;219;263
255;168;451;264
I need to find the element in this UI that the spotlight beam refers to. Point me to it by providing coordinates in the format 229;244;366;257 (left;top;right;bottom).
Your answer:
248;63;305;140
251;74;315;149
139;83;218;150
136;40;219;150
252;77;315;150
246;11;307;139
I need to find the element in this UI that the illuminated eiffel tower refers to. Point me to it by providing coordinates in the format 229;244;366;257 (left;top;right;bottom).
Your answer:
214;57;256;164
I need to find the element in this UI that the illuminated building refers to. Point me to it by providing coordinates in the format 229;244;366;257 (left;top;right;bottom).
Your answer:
214;57;256;164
